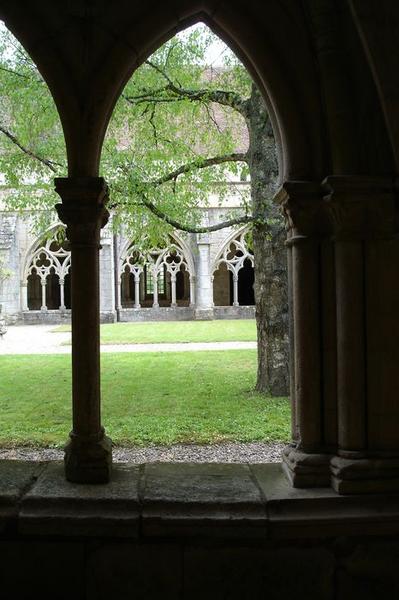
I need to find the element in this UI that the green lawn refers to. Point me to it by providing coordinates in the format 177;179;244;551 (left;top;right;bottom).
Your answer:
54;319;257;344
0;350;289;447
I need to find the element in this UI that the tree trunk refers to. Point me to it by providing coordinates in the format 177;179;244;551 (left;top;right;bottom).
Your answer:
253;224;289;395
247;84;289;395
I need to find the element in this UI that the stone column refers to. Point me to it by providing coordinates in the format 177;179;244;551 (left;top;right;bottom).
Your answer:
55;176;112;484
324;176;399;493
276;181;333;487
170;273;177;307
40;280;47;311
99;226;116;322
133;273;141;308
232;273;239;307
59;279;65;310
189;276;196;306
152;268;159;308
195;232;214;319
20;282;28;311
115;271;122;311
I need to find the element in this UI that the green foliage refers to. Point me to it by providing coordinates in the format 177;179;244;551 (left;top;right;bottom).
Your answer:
0;25;66;222
0;351;290;446
0;22;252;245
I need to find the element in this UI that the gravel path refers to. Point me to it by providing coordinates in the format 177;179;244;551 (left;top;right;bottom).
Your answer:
0;442;285;463
0;324;256;354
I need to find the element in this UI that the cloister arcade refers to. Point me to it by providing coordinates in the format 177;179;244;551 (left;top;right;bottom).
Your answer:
0;2;399;596
13;222;256;319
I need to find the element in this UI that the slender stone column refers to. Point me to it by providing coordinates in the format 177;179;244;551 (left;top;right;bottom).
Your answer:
59;279;65;310
189;276;196;306
232;273;239;307
152;269;159;308
20;282;28;311
116;271;122;311
133;274;141;308
276;181;332;487
170;273;177;307
41;280;47;310
55;176;112;484
324;176;399;493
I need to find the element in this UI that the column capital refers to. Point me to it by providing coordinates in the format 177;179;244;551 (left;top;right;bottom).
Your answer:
54;177;109;246
322;175;395;240
274;180;326;238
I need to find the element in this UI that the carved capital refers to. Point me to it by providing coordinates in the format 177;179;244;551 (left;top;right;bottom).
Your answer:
323;176;395;240
55;177;109;247
274;181;325;238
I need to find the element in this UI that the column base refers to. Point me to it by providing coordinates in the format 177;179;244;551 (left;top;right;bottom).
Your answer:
331;455;399;494
64;429;112;484
194;308;214;320
282;445;331;488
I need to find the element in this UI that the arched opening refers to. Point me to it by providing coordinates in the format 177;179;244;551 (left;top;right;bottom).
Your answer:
213;228;255;309
27;269;41;311
238;257;255;305
45;268;61;310
119;237;194;312
25;229;71;314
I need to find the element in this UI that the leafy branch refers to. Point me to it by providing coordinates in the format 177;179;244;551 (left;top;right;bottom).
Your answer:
0;124;64;172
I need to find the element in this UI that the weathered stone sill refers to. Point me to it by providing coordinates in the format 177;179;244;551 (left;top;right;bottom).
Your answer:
1;460;399;541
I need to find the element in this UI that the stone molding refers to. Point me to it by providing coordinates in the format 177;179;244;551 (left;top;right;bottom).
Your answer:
322;175;395;240
274;180;326;239
55;177;109;247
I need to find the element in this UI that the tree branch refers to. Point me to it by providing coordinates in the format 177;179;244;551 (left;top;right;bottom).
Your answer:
139;193;254;233
151;152;248;186
134;60;249;115
0;124;63;172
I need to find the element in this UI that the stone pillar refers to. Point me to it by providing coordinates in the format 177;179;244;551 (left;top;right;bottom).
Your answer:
195;232;214;319
41;280;47;311
133;273;141;308
189;276;196;306
55;176;112;484
152;268;159;308
324;176;399;494
116;271;122;311
232;273;239;307
98;225;116;321
170;273;177;307
20;282;28;311
277;181;333;487
59;279;65;310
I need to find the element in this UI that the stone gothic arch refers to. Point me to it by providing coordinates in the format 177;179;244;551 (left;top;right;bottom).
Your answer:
118;234;195;310
22;225;71;313
212;226;254;307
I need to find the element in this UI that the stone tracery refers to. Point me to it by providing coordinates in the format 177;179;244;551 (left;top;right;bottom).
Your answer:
24;230;71;311
212;228;254;307
119;238;195;309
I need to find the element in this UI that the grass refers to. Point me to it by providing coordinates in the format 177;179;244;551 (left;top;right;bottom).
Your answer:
54;319;257;345
0;350;289;447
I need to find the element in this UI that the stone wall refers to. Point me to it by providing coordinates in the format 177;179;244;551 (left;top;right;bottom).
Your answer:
1;460;398;600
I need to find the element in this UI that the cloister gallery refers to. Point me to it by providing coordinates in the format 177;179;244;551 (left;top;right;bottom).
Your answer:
1;1;399;598
0;196;256;323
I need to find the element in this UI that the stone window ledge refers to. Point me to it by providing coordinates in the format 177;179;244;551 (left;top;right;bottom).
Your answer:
1;460;399;541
